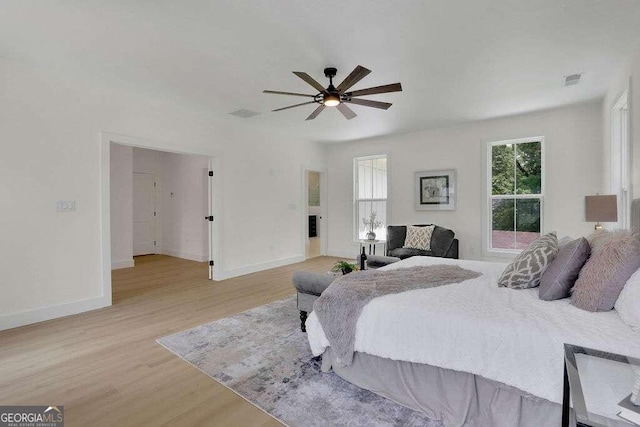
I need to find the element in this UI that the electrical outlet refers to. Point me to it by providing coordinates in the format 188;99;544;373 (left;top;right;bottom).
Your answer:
56;200;76;212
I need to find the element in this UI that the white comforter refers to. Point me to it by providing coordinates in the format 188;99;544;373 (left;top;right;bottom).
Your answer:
306;256;640;404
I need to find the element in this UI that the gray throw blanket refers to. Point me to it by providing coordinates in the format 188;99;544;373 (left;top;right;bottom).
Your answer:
313;265;482;367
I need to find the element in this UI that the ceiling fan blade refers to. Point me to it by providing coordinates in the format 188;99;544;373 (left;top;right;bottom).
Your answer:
263;90;316;98
272;101;317;112
336;103;357;120
305;105;326;120
347;83;402;97
336;65;371;92
344;98;392;110
293;72;327;93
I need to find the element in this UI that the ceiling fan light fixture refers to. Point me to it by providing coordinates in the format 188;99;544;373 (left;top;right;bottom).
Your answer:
323;93;340;107
264;65;402;120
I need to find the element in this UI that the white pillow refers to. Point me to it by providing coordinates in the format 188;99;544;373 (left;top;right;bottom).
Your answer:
615;267;640;330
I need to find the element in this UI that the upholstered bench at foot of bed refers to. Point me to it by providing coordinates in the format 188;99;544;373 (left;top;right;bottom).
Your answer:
292;256;401;332
292;271;336;332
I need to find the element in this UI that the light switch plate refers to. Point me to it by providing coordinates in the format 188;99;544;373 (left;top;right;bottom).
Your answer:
57;200;76;212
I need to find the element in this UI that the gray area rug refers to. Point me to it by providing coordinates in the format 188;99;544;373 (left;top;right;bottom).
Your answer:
157;297;442;427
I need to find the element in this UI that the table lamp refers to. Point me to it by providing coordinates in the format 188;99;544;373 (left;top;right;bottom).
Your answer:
585;195;618;230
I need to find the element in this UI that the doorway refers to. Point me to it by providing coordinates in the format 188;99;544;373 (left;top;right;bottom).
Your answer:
102;132;222;308
306;171;321;259
109;142;214;281
304;169;327;259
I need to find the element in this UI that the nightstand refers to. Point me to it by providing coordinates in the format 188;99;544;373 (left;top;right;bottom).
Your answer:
563;343;640;426
357;239;386;255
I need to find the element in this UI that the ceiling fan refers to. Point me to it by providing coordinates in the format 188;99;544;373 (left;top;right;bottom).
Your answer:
263;65;402;121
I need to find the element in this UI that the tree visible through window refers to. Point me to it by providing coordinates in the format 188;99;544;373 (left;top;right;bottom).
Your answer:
354;155;387;241
489;139;543;251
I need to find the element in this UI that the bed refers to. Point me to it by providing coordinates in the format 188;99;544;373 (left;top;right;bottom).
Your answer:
306;256;640;426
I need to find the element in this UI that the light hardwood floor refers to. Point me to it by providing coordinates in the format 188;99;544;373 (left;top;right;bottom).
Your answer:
0;255;341;426
305;237;321;259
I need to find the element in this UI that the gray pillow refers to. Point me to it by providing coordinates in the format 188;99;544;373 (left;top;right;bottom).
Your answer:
430;226;456;257
539;237;590;301
571;232;640;312
498;232;559;289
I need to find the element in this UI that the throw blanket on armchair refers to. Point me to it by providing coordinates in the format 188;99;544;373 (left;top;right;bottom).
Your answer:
313;265;481;367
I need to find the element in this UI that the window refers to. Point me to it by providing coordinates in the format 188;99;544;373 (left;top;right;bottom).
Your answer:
486;138;544;253
354;155;388;241
611;91;630;229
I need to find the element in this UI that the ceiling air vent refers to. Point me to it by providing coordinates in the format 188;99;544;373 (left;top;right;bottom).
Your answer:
564;73;583;87
229;109;260;118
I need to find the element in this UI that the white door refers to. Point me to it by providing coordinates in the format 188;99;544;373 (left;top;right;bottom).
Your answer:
133;172;157;256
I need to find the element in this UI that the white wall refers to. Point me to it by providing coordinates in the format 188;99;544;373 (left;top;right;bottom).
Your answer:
0;59;325;330
325;103;604;260
133;146;163;176
602;46;640;199
110;144;134;268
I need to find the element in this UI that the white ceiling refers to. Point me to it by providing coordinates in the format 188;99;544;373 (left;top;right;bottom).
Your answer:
2;0;640;143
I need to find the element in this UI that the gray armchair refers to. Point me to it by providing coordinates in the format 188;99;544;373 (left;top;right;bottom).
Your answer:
386;224;459;259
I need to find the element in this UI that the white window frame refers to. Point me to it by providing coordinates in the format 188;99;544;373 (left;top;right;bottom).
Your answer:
610;90;631;230
482;137;545;258
353;154;389;242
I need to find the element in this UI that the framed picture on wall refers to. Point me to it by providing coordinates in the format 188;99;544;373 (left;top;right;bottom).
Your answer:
415;169;456;211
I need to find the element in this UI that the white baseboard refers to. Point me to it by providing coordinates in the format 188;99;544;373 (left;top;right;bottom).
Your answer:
161;249;208;263
217;255;305;280
0;295;110;332
111;259;135;269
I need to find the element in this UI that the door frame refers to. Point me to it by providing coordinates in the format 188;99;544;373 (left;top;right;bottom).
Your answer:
301;165;328;258
101;132;223;306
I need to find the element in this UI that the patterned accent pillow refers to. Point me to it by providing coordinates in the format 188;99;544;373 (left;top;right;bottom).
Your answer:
403;225;435;251
498;232;559;289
